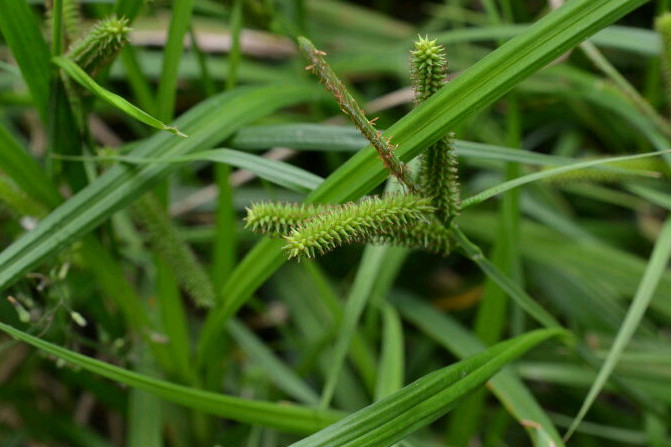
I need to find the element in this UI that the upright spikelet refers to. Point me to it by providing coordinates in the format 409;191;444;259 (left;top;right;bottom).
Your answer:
283;194;435;259
46;0;83;46
410;36;448;103
244;202;327;237
66;15;130;78
411;36;460;224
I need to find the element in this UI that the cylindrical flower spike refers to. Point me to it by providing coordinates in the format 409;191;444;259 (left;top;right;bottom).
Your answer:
410;36;461;224
244;202;328;237
66;15;130;78
283;194;435;259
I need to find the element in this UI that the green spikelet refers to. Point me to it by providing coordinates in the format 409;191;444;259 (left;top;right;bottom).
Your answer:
410;35;448;102
656;13;671;116
132;194;215;308
411;36;460;224
46;0;82;46
66;15;130;78
542;157;669;184
283;194;435;259
244;202;327;237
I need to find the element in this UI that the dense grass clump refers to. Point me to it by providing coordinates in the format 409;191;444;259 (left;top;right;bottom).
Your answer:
0;1;670;446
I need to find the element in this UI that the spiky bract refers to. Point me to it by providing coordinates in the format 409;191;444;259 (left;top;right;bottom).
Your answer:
66;15;130;78
244;202;326;237
411;36;460;223
283;194;435;259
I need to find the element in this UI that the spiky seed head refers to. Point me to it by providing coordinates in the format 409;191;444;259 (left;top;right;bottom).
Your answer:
66;15;130;78
282;194;435;259
410;35;448;102
244;202;326;237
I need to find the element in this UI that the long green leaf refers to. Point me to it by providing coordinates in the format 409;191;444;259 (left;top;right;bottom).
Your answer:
289;328;565;447
0;0;51;121
228;318;321;406
0;123;62;206
461;151;670;209
564;217;671;440
155;0;194;122
53;56;186;136
392;292;565;446
71;149;324;193
319;246;391;409
0;321;341;434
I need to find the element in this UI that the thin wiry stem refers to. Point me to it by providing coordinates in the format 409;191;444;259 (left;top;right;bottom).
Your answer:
297;36;417;193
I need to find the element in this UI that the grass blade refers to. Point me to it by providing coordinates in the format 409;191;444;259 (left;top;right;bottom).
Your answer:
319;246;391;409
0;321;342;434
392;291;566;446
0;123;62;207
564;217;671;440
53;56;186;136
155;0;194;122
79;148;325;193
374;304;404;401
461;151;670;209
0;0;52;121
228;318;321;406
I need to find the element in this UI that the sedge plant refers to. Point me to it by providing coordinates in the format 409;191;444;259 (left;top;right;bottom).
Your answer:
245;36;458;258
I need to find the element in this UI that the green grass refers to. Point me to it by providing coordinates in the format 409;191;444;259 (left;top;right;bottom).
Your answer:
1;1;671;446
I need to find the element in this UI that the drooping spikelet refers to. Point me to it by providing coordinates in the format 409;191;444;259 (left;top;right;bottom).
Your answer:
411;36;460;224
244;202;327;237
132;194;215;308
542;156;669;184
283;194;435;259
66;15;130;78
